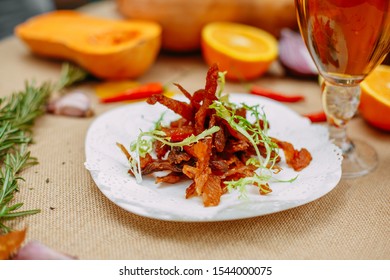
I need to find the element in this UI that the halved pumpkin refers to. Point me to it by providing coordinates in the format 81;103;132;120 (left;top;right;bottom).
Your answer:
15;11;162;79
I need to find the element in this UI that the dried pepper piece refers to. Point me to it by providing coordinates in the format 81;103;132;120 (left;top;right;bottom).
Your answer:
250;85;305;103
147;94;194;121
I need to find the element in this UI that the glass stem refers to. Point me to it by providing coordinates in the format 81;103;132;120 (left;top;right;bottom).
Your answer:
321;79;361;154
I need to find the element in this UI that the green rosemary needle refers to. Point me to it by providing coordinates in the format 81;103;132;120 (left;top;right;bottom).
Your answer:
0;82;50;234
0;63;87;234
55;62;88;92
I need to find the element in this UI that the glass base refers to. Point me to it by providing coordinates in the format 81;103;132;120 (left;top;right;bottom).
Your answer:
341;139;378;179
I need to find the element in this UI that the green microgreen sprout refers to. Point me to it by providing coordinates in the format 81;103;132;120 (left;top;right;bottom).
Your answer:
55;62;89;92
216;71;227;99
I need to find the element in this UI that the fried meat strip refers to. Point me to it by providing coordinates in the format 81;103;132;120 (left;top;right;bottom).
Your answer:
204;63;219;100
192;139;212;195
147;94;194;121
182;138;224;206
169;117;191;128
209;115;226;152
220;119;248;142
191;89;206;109
173;82;192;101
161;125;195;142
222;165;257;181
185;182;196;199
116;143;154;168
209;160;229;175
156;172;184;184
116;143;131;161
194;98;213;134
192;65;220;134
202;174;222;207
257;143;281;163
167;147;192;164
224;139;250;153
154;140;169;159
141;159;182;175
276;140;312;171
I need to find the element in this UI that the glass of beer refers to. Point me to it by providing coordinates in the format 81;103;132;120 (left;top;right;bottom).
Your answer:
295;0;390;178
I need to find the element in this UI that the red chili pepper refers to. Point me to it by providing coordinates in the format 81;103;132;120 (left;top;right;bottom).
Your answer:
99;82;164;103
303;111;327;122
250;85;305;103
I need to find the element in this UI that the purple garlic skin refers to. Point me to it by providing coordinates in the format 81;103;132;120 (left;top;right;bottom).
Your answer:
12;241;77;260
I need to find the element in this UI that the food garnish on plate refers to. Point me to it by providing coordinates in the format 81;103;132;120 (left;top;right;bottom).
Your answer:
117;64;312;207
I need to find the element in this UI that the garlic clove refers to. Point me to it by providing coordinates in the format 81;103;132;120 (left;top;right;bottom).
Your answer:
12;240;77;260
47;91;94;118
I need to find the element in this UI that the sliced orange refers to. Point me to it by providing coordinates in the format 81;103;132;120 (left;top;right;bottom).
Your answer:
201;22;278;81
360;64;390;131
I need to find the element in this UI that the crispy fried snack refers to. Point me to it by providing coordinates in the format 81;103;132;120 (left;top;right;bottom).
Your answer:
119;64;312;207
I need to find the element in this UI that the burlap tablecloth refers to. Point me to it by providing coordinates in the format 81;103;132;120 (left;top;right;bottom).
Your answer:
0;1;389;260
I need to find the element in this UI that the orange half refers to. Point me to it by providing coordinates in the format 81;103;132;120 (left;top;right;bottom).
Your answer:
201;22;278;81
359;64;390;131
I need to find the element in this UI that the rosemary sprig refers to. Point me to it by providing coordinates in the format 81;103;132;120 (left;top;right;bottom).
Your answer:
0;82;50;234
0;145;40;233
0;63;88;234
55;62;89;92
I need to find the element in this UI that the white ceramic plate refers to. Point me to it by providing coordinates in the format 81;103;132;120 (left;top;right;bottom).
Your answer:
85;93;342;221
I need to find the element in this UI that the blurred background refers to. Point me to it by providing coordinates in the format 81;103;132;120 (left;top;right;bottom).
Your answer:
0;0;387;64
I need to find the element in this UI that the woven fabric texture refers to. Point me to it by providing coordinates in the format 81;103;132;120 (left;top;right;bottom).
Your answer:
1;1;389;260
